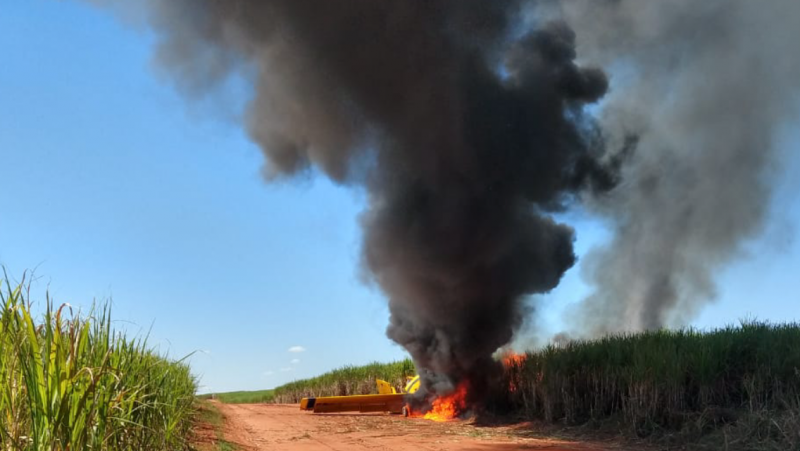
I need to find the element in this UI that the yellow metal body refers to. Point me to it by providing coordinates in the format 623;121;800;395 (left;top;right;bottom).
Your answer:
300;375;421;414
404;375;421;394
376;379;396;394
300;393;405;413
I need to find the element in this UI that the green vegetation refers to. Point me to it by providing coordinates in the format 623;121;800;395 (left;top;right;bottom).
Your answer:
261;322;800;449
0;280;197;450
505;322;800;448
272;359;416;403
193;401;238;451
198;389;275;404
204;360;414;404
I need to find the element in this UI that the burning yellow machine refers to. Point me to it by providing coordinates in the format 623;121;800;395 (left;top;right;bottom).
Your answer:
300;375;421;415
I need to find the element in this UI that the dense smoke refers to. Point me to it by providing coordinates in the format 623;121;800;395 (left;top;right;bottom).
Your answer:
543;0;800;335
85;0;800;403
86;0;619;398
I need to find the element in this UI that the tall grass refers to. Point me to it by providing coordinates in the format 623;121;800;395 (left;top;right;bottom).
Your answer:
0;280;197;450
268;322;800;447
272;359;416;403
504;322;800;438
198;389;274;404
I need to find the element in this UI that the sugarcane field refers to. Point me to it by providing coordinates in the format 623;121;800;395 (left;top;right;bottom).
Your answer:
3;1;800;450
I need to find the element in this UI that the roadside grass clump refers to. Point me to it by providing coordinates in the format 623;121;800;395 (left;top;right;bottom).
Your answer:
0;280;197;450
192;401;238;451
198;389;275;404
504;322;800;448
272;359;416;403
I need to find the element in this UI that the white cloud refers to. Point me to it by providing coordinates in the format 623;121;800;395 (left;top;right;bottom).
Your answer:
290;358;300;364
262;370;274;376
288;346;306;353
280;367;292;372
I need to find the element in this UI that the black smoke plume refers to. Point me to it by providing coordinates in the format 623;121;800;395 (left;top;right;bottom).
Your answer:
85;0;621;400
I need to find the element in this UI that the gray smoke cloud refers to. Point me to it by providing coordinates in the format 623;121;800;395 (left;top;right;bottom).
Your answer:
84;0;620;398
540;0;800;336
83;0;800;402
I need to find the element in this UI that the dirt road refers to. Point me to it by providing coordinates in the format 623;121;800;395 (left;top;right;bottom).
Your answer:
215;403;629;451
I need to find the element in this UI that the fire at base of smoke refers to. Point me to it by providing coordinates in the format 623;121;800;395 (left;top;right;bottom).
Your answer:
84;0;800;408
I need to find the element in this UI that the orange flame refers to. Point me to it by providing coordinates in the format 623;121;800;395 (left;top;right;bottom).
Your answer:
408;381;469;422
502;351;525;368
501;352;525;393
424;382;468;421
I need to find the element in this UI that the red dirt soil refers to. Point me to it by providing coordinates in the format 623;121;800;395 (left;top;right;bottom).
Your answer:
214;402;633;451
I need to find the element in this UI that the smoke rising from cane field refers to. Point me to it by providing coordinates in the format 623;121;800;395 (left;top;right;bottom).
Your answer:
540;0;800;336
85;0;800;398
86;0;620;396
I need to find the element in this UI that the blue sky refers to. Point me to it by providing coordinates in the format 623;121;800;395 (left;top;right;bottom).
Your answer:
2;1;799;394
